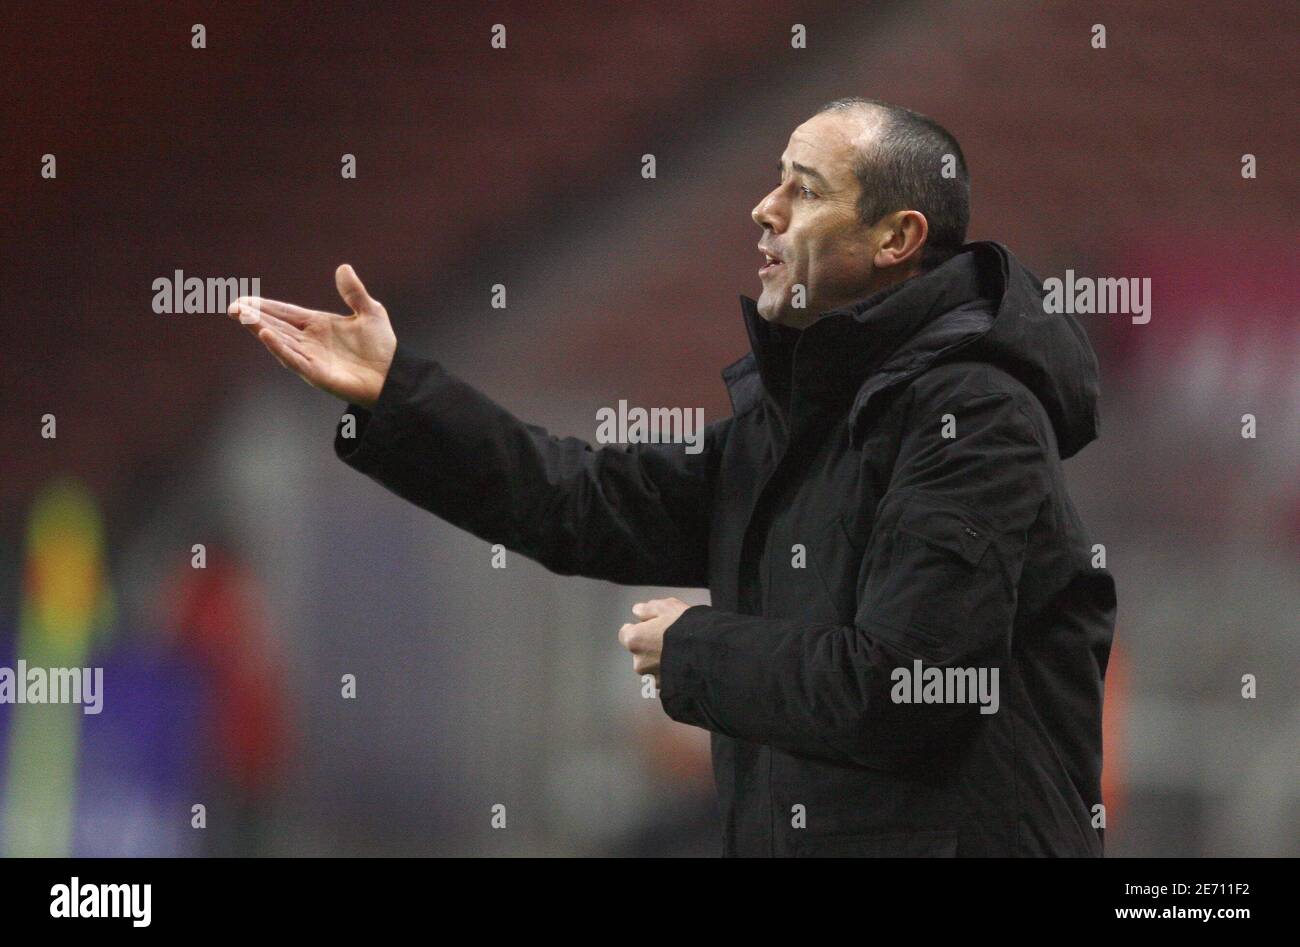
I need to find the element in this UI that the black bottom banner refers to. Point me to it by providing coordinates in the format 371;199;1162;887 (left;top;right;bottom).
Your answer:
0;855;1282;934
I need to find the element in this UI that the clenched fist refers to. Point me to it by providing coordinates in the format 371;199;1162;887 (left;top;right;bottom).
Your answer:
618;597;691;688
228;264;397;409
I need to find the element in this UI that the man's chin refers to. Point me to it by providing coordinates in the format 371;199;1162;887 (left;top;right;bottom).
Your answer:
755;292;785;323
757;296;815;328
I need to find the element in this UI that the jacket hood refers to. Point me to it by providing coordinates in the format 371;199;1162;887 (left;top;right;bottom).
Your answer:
732;241;1103;459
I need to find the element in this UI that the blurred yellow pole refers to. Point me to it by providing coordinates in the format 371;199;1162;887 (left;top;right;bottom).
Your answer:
2;478;114;857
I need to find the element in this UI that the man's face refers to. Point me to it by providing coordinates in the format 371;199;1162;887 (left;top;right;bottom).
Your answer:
752;109;883;328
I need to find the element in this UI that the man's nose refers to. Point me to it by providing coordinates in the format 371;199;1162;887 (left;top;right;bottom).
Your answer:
752;187;785;232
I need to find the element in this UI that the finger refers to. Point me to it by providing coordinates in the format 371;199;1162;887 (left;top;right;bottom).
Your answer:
634;599;674;619
258;323;306;360
260;309;306;339
250;316;305;352
258;326;311;376
335;264;376;315
238;310;271;341
228;299;260;325
634;598;665;621
229;297;316;328
620;620;661;650
239;309;303;343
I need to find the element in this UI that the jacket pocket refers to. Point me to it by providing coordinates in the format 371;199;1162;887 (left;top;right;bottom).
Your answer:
793;829;959;857
897;499;991;566
860;495;1005;662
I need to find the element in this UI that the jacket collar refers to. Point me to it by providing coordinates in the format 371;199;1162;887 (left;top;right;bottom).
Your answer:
723;248;997;435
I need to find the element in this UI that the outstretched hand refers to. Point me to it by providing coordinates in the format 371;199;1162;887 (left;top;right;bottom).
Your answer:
228;264;397;409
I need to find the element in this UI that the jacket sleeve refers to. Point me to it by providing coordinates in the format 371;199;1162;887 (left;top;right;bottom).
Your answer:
659;373;1053;768
333;345;719;587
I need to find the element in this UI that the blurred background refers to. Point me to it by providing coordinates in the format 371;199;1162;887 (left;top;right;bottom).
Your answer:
1;0;1296;856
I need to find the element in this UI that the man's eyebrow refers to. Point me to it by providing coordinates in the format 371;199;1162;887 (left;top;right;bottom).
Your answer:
778;159;831;189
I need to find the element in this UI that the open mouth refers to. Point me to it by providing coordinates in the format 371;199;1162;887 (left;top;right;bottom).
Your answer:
759;250;784;277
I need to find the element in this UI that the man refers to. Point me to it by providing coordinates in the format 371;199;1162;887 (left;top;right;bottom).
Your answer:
230;97;1116;857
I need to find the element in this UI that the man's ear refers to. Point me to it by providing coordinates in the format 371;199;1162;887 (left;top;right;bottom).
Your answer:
871;210;928;272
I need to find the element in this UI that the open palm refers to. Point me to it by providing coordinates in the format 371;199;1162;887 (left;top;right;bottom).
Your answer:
229;264;397;409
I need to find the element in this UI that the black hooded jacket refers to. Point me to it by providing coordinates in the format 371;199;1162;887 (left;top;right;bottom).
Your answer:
335;241;1117;857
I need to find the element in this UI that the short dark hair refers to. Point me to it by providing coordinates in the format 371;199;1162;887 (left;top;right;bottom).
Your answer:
817;97;970;269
